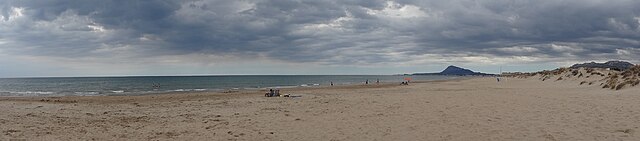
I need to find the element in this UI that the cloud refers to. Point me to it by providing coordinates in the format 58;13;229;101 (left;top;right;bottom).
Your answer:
1;0;640;76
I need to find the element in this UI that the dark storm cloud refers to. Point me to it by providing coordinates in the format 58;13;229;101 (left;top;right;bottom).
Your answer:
1;0;640;65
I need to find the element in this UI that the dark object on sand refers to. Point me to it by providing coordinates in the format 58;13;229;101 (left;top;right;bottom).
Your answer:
265;89;280;97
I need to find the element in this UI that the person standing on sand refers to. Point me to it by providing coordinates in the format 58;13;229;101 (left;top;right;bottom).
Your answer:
366;79;369;85
376;79;379;84
331;81;333;86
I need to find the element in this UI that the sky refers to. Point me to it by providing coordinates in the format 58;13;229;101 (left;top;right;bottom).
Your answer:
1;0;639;77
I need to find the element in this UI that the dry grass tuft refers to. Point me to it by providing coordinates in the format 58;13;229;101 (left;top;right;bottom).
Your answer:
591;72;603;76
580;81;587;85
586;68;594;73
616;82;628;90
600;66;640;90
615;80;637;90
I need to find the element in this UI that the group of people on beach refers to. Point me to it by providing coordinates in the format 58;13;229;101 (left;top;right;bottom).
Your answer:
365;79;380;85
330;79;381;86
265;89;280;97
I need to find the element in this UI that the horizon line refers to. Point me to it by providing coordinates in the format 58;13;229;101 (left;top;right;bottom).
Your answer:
0;74;413;79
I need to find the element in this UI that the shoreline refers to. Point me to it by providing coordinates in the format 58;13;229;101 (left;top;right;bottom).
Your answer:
0;75;459;97
0;77;471;103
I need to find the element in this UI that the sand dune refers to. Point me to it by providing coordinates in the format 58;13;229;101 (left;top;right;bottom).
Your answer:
506;65;640;90
1;77;640;140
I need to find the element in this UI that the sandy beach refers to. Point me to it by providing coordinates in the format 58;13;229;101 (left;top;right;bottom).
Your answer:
2;77;640;141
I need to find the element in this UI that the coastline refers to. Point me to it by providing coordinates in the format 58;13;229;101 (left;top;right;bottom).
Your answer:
0;75;454;97
2;77;639;140
0;77;469;102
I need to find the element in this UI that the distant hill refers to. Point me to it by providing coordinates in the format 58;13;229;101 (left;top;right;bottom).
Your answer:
413;65;495;76
440;65;476;75
569;61;634;71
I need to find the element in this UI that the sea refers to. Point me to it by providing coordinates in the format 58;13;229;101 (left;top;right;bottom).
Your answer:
0;75;455;97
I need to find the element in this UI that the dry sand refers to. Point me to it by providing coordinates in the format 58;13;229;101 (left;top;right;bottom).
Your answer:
2;77;640;141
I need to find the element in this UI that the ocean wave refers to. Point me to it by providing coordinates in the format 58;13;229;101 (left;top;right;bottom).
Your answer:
173;89;186;92
11;91;55;95
0;91;56;96
112;90;125;93
74;92;100;95
171;89;208;92
272;85;299;89
300;84;320;87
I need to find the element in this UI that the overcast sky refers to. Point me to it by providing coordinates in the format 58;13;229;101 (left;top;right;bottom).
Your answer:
1;0;639;77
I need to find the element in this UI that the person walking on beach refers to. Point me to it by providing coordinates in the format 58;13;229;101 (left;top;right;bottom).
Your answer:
366;79;369;85
331;81;333;86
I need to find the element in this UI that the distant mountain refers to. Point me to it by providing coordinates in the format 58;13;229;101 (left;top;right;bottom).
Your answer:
569;61;634;71
413;65;495;76
440;65;476;75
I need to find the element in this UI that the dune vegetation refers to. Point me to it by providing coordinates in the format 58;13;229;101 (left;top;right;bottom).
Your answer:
504;65;640;90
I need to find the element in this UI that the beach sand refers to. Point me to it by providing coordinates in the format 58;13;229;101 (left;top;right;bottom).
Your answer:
2;77;640;141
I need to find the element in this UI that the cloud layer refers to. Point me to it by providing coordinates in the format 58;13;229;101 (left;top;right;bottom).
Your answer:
1;0;640;76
